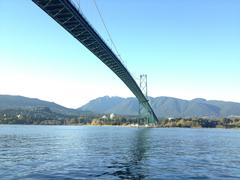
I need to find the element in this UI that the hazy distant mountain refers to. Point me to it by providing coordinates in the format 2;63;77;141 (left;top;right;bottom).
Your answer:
1;95;240;118
80;96;139;115
0;95;81;115
79;96;240;118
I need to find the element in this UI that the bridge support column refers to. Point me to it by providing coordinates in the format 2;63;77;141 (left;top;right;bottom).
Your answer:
138;74;155;126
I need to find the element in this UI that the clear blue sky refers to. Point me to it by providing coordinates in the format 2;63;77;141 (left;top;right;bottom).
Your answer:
0;0;239;108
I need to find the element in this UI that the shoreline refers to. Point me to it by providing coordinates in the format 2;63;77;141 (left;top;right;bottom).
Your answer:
1;123;240;129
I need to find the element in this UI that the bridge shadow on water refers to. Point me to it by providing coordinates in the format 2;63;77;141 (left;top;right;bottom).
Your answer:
98;128;151;179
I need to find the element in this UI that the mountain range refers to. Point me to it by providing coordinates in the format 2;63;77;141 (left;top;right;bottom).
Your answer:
1;95;240;118
0;95;83;116
79;96;240;118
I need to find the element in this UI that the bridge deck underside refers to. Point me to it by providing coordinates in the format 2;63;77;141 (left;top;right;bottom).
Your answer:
33;0;158;123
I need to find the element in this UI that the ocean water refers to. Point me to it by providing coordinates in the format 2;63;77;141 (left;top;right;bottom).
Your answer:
0;125;240;179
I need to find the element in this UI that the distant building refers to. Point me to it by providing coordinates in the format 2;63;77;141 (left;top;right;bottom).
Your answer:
102;115;107;119
110;113;115;120
17;114;22;119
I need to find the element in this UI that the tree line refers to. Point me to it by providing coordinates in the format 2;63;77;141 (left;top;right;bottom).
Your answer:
0;108;240;128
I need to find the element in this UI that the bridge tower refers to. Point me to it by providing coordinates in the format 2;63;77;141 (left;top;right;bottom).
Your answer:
139;75;155;125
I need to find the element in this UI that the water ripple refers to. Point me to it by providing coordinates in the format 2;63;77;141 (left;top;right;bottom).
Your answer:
0;125;240;179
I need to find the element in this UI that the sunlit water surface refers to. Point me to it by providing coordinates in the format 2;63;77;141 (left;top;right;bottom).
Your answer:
1;125;240;179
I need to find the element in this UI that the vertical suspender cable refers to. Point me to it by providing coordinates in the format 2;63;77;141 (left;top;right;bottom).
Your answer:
92;0;124;63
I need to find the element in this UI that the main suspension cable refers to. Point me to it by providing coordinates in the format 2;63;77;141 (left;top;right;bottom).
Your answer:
92;0;124;64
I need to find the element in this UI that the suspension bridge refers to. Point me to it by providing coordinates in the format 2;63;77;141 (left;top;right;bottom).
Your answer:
32;0;158;124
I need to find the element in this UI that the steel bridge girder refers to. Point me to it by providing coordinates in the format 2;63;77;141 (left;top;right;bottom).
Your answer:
32;0;158;123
